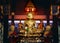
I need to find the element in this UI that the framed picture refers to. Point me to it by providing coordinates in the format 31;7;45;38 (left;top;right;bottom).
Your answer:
51;5;59;15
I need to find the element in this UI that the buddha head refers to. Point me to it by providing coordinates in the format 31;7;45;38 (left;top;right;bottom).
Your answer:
27;12;33;19
46;25;51;31
18;23;23;30
10;24;15;32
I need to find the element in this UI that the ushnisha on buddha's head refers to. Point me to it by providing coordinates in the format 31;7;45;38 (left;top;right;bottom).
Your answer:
27;12;33;19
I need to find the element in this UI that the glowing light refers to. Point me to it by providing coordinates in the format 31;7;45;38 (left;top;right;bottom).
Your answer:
21;20;24;23
49;21;53;23
32;8;35;11
35;20;40;23
26;8;29;12
8;20;12;23
14;21;20;23
43;20;47;23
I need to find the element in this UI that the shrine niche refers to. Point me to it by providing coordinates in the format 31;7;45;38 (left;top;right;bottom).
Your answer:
8;0;53;20
8;0;53;43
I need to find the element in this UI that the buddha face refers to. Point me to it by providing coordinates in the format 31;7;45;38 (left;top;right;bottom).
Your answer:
10;25;15;31
18;23;23;29
27;13;33;19
46;25;51;30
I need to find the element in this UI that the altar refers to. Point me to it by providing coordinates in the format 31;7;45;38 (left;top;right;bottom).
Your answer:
18;33;44;43
8;0;52;43
16;12;44;43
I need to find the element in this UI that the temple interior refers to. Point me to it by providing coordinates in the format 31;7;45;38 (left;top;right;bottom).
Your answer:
0;0;60;43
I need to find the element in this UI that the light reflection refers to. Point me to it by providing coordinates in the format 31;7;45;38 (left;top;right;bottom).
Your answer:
14;21;20;23
21;20;25;23
43;20;47;23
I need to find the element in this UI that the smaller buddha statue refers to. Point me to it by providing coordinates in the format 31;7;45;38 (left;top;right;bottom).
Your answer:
10;24;15;32
18;23;22;30
24;12;35;33
8;24;17;43
37;20;44;33
18;23;25;33
44;25;51;37
44;25;52;43
8;24;15;36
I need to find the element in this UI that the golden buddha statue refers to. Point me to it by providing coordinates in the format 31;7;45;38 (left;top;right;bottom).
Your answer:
44;25;51;37
37;20;44;33
18;23;25;33
24;12;35;33
8;24;15;36
18;23;23;30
